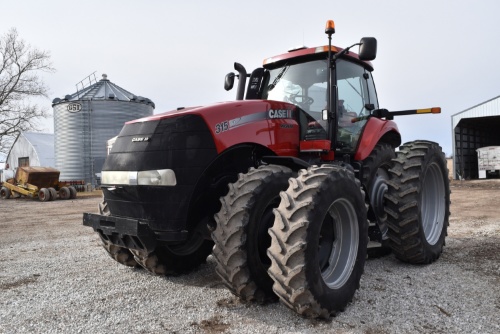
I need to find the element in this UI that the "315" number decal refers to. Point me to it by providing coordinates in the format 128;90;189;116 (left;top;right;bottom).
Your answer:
215;121;229;134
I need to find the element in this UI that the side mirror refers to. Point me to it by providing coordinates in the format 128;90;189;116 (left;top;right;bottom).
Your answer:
359;37;377;61
246;68;266;100
224;72;235;91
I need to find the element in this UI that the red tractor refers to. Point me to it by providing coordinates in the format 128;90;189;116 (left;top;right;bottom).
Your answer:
84;20;449;318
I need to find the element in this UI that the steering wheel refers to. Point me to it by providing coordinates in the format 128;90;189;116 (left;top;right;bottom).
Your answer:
289;94;314;106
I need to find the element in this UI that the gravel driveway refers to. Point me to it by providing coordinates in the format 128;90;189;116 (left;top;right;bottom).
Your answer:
1;181;499;333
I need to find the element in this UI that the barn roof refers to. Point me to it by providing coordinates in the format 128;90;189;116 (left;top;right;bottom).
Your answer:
6;132;55;167
452;95;500;129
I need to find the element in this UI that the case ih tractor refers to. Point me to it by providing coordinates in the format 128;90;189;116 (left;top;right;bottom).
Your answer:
84;20;449;318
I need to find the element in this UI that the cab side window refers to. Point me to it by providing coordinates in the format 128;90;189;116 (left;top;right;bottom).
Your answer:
336;60;378;151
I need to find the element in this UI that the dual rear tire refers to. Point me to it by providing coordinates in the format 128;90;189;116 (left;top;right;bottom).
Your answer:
384;141;450;263
213;141;450;318
212;164;368;318
59;186;77;200
268;165;367;318
211;165;294;303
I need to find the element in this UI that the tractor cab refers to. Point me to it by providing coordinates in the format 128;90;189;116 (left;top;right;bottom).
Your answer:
260;57;378;154
225;20;379;161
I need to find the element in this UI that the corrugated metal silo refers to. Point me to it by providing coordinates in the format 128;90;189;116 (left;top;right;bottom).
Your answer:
52;74;154;185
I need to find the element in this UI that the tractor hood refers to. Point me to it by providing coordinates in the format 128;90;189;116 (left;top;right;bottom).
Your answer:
125;100;299;154
126;100;296;125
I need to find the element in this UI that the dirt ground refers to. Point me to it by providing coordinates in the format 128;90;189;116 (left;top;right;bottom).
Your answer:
444;179;500;280
0;180;499;333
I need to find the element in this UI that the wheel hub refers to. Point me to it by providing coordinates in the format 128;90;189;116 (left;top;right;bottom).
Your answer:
369;168;389;220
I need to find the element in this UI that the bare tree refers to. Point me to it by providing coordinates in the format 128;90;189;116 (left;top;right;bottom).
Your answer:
0;28;55;155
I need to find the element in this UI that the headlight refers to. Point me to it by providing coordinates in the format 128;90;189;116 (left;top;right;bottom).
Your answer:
101;169;176;186
138;170;176;186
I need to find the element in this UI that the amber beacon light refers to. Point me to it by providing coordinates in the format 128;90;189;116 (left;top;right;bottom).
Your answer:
325;20;335;35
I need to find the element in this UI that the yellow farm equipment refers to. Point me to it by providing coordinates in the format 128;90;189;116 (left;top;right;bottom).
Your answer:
0;167;77;202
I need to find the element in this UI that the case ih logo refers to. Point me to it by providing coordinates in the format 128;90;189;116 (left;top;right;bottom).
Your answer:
132;137;150;142
268;109;292;119
67;103;82;113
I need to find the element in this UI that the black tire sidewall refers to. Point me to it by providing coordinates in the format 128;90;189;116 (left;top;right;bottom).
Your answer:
246;173;291;295
303;174;367;310
385;141;451;264
362;143;395;190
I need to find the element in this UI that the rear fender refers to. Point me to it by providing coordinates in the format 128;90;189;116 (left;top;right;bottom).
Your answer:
355;118;401;161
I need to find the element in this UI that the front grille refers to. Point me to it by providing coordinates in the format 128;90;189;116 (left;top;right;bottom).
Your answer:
102;114;217;231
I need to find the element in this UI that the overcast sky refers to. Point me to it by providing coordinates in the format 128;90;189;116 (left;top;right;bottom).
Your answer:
2;0;499;158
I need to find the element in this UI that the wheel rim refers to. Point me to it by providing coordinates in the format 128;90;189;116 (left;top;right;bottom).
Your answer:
421;162;446;245
319;198;359;289
39;190;47;200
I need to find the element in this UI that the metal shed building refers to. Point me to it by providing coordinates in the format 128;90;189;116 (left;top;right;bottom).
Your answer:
52;74;154;185
5;132;55;169
451;95;500;179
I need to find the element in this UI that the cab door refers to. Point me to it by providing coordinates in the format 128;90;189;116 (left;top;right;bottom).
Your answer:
335;60;378;153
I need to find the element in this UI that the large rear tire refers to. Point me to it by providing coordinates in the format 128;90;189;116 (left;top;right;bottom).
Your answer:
98;201;138;267
268;165;367;318
384;141;450;264
212;165;294;303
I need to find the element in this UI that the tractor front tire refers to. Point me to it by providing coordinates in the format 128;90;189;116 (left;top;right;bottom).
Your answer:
268;165;367;318
212;165;294;303
98;201;138;267
384;141;450;264
130;237;214;275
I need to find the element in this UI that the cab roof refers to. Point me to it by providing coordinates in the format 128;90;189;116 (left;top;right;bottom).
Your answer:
263;45;374;71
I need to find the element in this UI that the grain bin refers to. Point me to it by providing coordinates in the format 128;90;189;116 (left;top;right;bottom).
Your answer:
52;74;154;185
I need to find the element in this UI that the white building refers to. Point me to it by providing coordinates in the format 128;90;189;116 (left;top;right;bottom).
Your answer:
5;132;55;169
451;95;500;179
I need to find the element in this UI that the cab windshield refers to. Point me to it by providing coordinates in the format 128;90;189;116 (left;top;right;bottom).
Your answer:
262;59;329;140
262;58;378;151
